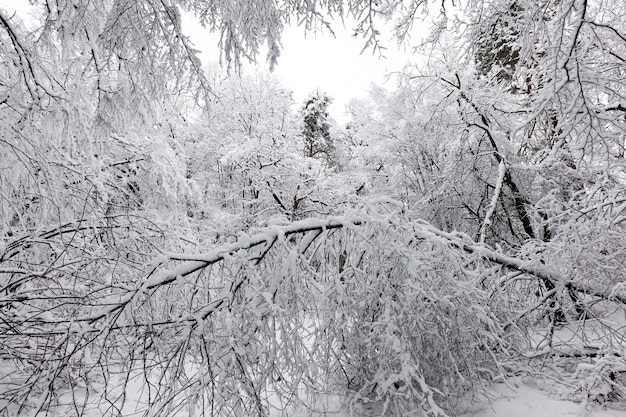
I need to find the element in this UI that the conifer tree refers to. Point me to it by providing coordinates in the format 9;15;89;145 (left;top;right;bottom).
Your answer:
301;90;335;164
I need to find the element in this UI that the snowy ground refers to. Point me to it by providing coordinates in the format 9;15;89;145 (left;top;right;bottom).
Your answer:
460;381;626;417
264;379;626;417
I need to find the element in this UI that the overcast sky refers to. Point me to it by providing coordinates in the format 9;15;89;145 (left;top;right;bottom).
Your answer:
266;24;413;123
182;16;416;123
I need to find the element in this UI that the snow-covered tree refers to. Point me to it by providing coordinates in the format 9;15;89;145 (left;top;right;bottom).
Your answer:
340;0;626;403
301;90;335;165
2;0;626;415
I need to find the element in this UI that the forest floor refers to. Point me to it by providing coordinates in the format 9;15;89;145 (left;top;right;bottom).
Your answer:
274;378;626;417
459;379;626;417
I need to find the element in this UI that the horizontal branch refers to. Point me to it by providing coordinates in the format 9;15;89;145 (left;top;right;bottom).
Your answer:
7;213;622;338
145;216;364;290
414;223;626;304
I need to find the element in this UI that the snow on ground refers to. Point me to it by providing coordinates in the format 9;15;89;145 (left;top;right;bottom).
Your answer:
264;379;626;417
461;381;626;417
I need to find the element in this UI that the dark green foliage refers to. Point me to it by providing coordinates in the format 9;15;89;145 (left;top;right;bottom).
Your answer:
473;1;522;84
301;90;335;163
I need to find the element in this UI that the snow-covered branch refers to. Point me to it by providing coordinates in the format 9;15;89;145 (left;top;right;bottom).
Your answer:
414;222;626;305
146;216;364;289
479;159;507;243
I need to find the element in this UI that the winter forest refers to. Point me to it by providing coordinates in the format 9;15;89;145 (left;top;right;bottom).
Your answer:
1;0;625;416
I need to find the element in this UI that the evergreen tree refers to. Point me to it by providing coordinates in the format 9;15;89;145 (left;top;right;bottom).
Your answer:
301;90;335;164
472;0;523;86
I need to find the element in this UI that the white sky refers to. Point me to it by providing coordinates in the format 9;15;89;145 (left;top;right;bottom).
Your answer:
181;16;416;123
265;25;413;123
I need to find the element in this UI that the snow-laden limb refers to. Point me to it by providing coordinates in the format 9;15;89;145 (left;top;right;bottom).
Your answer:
414;221;626;305
4;217;368;331
148;216;365;290
0;267;30;274
479;159;506;243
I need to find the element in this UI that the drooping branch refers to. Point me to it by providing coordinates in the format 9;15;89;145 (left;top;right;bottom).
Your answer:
0;9;60;99
8;216;366;330
413;222;626;305
0;10;39;97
